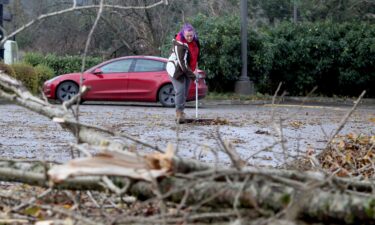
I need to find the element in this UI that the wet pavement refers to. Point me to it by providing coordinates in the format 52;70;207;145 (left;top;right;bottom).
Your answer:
0;101;374;167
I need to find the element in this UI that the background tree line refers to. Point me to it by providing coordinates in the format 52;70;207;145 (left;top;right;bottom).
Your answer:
4;0;375;97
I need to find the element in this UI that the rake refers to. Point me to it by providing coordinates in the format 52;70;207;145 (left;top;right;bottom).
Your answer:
195;77;199;119
184;75;214;124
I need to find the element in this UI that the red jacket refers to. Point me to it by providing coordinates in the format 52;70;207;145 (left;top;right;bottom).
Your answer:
176;34;200;71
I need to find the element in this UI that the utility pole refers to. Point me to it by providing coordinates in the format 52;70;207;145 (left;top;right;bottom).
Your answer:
0;2;4;59
293;0;298;23
0;0;9;60
235;0;254;95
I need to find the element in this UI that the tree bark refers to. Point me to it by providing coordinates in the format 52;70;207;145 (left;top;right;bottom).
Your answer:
1;163;375;224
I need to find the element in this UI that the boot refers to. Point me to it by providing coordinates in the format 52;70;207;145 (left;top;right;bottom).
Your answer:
176;110;186;124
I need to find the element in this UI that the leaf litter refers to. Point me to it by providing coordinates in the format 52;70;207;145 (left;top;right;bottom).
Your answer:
319;133;375;178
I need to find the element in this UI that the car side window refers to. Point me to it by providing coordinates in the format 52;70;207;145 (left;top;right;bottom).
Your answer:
134;59;165;72
101;59;132;73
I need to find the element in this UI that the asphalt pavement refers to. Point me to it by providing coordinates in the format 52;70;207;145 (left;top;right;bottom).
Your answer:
0;100;374;167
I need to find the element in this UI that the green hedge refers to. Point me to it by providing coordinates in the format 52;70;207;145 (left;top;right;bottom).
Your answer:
35;64;54;88
22;53;103;93
0;62;16;77
0;61;54;94
23;52;103;76
259;21;375;97
11;63;39;94
172;16;375;97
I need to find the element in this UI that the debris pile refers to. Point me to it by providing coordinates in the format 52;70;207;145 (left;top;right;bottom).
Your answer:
320;133;375;177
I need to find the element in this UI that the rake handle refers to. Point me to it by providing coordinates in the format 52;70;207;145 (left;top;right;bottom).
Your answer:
195;78;198;119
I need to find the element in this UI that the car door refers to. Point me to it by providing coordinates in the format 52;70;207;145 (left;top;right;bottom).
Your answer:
84;59;133;100
125;59;166;101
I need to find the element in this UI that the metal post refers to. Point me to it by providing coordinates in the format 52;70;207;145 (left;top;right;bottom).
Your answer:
195;78;198;119
235;0;254;95
0;3;4;60
293;0;298;23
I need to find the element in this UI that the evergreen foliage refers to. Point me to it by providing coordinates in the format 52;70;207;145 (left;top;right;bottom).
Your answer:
23;52;103;76
259;21;375;96
185;16;374;96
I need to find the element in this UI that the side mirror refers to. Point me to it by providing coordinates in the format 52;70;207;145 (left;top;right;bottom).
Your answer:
93;68;103;75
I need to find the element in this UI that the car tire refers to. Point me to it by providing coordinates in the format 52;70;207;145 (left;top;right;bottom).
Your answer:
158;83;175;107
56;81;79;102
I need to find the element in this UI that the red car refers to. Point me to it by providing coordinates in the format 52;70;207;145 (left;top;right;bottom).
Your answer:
43;56;208;107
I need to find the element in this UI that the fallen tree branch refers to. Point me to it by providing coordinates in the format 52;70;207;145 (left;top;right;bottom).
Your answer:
185;167;375;192
1;154;375;224
321;90;367;155
0;167;104;191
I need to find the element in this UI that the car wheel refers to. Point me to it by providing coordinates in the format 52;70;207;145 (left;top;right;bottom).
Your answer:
158;84;175;107
56;81;79;102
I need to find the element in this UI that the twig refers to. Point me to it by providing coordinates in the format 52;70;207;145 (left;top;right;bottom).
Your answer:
11;188;52;212
53;118;164;153
234;175;249;217
101;176;132;196
86;191;100;208
321;90;366;155
117;211;240;224
1;1;168;45
185;189;227;217
245;141;279;162
281;86;318;121
0;219;29;224
270;83;289;164
271;82;283;106
62;85;90;111
176;187;191;213
216;129;245;170
0;158;60;165
70;143;93;157
37;204;102;225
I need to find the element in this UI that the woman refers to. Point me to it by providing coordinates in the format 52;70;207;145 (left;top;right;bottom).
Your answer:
170;23;200;124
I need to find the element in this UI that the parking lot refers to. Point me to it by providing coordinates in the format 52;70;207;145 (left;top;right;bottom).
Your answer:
0;101;374;167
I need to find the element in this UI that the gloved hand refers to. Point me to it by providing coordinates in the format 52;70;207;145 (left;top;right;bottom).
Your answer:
194;71;202;79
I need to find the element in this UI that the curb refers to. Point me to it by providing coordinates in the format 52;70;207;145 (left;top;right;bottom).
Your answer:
198;97;375;107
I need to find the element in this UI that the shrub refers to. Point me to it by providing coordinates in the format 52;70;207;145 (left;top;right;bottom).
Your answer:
190;14;242;92
35;64;54;88
23;52;103;75
260;21;375;97
0;62;16;77
22;52;45;67
164;16;375;96
11;63;38;94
